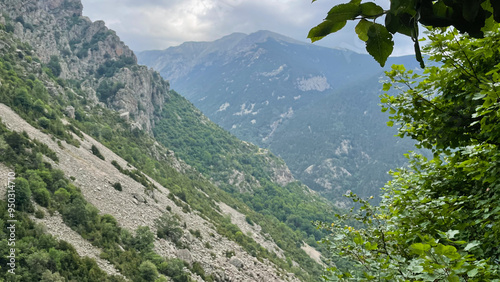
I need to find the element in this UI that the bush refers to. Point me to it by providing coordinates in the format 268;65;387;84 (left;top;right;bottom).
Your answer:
35;209;45;219
32;188;51;207
154;213;183;243
38;117;50;129
47;56;62;77
54;188;70;204
111;160;122;171
160;259;189;282
138;261;158;281
96;80;124;102
91;145;105;160
112;182;122;191
5;23;14;33
189;229;202;239
190;262;206;279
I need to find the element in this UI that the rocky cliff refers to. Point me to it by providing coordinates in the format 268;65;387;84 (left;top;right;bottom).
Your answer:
0;0;163;132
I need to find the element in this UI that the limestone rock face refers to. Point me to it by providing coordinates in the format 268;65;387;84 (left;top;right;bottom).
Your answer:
65;105;75;119
0;0;164;133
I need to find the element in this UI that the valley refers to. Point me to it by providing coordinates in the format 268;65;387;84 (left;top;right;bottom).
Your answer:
138;31;420;205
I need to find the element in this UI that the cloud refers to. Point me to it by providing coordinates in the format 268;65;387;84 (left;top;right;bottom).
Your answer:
80;0;415;56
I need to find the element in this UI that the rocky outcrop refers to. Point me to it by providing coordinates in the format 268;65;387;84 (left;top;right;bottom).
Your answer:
0;0;164;133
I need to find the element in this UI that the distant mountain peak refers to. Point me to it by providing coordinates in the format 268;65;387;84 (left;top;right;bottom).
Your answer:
246;30;308;45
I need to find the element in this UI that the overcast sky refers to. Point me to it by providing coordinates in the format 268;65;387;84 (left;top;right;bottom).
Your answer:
80;0;415;56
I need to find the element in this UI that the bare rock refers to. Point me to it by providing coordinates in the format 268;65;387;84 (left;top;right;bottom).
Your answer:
229;257;244;269
177;249;192;265
65;106;75;119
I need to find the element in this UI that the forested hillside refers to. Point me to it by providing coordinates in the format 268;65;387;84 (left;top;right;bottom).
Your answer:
0;0;341;281
138;31;419;206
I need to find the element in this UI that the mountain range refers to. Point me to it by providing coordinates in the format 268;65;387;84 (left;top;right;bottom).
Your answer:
138;31;420;205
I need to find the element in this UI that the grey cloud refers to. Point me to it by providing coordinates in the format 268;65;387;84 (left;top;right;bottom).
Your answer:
80;0;415;56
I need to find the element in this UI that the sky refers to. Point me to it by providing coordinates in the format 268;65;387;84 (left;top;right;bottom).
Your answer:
80;0;415;56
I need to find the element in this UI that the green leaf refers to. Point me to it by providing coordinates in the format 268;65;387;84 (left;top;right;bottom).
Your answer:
492;0;500;22
326;3;361;22
464;241;481;251
360;2;384;17
445;230;459;239
408;263;424;273
435;244;460;260
463;0;481;22
365;242;378;250
366;23;394;67
433;0;454;20
387;120;394;127
385;12;400;34
467;268;479;277
308;20;347;42
382;83;392;91
355;19;372;41
353;234;363;245
410;243;430;255
389;0;417;16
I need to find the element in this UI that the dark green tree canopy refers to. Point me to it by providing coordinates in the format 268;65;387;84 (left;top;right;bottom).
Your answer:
309;0;500;67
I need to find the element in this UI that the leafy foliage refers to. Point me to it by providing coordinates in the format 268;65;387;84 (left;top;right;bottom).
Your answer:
91;144;105;160
96;80;125;102
310;0;500;67
154;213;183;244
47;55;62;77
96;56;136;78
318;25;500;281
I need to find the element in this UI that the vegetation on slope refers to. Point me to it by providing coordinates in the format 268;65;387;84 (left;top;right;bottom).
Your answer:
0;13;333;280
154;90;337;243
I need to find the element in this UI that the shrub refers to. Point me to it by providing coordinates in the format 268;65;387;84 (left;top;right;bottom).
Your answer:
35;209;45;219
189;229;202;239
138;261;158;281
154;213;183;243
54;188;70;204
47;55;62;77
111;160;122;171
96;80;124;102
112;182;122;191
91;145;105;160
38;117;50;129
32;188;51;207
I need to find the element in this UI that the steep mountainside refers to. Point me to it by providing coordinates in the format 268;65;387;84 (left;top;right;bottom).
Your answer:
138;31;420;205
0;1;337;281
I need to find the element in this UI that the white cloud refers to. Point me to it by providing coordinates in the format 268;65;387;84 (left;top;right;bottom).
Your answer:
80;0;414;56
